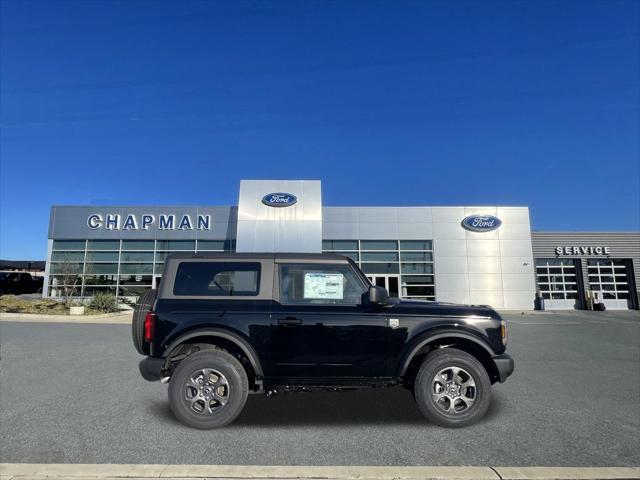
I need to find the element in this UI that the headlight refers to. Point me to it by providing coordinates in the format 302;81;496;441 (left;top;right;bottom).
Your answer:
500;319;508;346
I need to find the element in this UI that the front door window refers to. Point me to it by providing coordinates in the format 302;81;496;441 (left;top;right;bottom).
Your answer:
279;263;367;305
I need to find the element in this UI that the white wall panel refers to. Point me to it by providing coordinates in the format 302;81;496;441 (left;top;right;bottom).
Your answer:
468;257;502;274
322;222;360;239
359;207;398;222
302;222;324;249
237;188;536;308
501;273;536;291
323;208;359;223
466;229;500;240
272;222;305;251
433;239;467;257
435;257;469;274
251;222;276;251
434;273;470;292
398;222;433;238
469;273;503;291
470;291;504;308
500;256;535;274
237;180;322;253
438;291;471;305
358;222;399;238
467;239;501;257
397;207;432;222
433;223;466;239
502;291;534;309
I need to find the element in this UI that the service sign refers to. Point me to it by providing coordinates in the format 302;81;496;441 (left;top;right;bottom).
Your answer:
461;214;502;232
261;193;297;207
555;246;611;256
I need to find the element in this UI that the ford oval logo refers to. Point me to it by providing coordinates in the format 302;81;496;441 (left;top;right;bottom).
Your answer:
461;214;502;232
261;192;298;207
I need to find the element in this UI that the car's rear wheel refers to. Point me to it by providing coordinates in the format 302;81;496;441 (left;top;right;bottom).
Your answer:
131;288;157;355
168;349;248;429
413;347;491;428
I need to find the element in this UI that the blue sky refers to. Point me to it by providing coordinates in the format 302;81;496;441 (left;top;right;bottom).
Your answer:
1;0;638;260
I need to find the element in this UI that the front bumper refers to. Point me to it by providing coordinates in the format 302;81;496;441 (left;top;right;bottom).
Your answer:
139;357;164;382
492;353;515;383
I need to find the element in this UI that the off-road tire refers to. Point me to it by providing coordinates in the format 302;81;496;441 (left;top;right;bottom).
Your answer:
131;289;157;355
413;347;491;428
168;349;249;429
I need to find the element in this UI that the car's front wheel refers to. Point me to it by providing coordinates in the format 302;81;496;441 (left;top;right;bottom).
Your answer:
413;347;491;427
168;349;248;429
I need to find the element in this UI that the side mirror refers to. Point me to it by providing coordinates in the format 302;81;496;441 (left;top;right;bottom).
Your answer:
367;285;389;305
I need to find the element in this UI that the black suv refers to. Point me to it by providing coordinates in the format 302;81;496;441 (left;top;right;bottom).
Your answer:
133;253;513;429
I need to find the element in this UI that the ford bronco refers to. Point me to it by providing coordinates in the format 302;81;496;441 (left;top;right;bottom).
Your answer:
133;253;513;429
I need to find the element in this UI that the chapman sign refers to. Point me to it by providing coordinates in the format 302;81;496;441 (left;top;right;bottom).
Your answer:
555;246;611;256
87;213;211;231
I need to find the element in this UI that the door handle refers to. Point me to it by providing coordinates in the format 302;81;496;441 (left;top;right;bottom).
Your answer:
277;316;302;326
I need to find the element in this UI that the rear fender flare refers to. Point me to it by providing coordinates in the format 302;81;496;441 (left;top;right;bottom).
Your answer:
398;331;495;377
162;328;263;377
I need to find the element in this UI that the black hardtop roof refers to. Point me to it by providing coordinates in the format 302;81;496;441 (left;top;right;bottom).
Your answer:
164;252;351;262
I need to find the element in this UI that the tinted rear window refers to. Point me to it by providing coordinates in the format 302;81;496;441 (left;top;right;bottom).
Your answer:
173;262;260;296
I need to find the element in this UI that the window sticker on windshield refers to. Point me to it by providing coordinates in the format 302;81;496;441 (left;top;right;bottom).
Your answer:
304;272;344;299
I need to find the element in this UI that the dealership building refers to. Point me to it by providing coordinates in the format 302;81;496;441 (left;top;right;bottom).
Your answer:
44;180;640;311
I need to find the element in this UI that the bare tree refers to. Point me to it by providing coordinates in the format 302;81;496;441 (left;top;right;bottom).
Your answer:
51;254;83;308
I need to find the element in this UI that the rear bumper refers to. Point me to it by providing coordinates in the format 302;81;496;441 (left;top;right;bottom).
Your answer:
492;353;515;383
139;357;164;382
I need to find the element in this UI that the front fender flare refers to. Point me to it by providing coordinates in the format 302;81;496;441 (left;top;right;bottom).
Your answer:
398;330;496;377
162;328;264;377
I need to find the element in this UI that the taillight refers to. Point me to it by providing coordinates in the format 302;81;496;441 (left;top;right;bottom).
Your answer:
144;312;156;342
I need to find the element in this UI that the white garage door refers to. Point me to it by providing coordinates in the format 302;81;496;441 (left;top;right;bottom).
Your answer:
536;258;580;310
587;259;631;310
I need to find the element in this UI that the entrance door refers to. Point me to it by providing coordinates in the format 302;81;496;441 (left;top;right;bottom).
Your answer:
366;275;400;298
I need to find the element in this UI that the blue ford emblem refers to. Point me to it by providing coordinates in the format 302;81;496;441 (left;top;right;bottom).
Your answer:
261;193;298;207
461;214;502;232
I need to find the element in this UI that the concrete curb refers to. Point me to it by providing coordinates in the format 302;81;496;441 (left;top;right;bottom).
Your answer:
495;467;640;479
1;464;638;480
0;312;132;324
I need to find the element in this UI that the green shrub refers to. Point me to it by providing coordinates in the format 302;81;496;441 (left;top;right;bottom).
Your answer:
88;293;119;313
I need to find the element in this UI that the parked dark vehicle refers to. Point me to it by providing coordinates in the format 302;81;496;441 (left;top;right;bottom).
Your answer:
134;253;513;429
0;272;43;295
30;275;44;293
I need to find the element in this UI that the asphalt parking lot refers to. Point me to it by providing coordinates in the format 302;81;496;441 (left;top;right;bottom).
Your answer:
0;310;638;467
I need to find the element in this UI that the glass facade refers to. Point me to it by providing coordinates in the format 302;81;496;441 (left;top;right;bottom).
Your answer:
48;239;235;298
46;235;638;309
322;239;435;301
